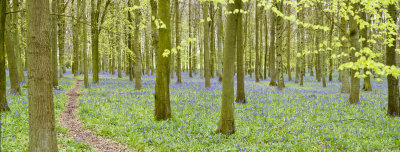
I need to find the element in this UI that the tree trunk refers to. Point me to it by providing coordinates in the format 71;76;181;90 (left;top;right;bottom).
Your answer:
150;0;158;76
73;0;80;77
276;0;284;90
264;12;268;80
58;0;66;78
348;2;360;104
387;3;399;116
12;0;24;83
269;7;277;86
340;15;350;93
236;0;245;104
175;0;181;83
210;3;215;79
217;3;223;82
81;0;88;88
188;0;193;78
361;11;372;91
255;3;260;82
134;0;142;90
217;0;237;135
5;4;20;93
203;2;210;88
51;0;58;86
27;0;58;150
286;5;292;81
155;0;172;120
0;0;10;112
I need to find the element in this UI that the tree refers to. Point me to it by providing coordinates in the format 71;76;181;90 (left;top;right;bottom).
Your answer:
286;4;292;81
155;0;171;120
209;3;215;79
203;1;210;88
236;0;245;103
276;0;284;90
269;4;277;86
188;0;193;78
27;0;58;150
13;0;24;83
217;0;237;135
348;2;360;104
264;11;268;80
255;1;260;82
340;12;350;93
175;0;181;83
58;0;67;77
51;0;58;86
81;0;88;88
361;10;371;91
72;0;80;77
5;1;20;93
134;0;142;89
387;3;399;116
150;0;158;74
217;2;223;82
91;0;111;83
0;0;10;112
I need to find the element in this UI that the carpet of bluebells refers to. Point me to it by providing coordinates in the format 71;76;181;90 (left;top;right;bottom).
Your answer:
77;72;400;151
1;71;93;152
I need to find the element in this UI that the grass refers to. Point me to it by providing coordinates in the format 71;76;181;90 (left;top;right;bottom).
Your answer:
76;72;400;151
1;71;94;152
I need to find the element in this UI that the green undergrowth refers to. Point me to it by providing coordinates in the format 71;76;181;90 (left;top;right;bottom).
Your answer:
77;73;400;151
2;74;94;152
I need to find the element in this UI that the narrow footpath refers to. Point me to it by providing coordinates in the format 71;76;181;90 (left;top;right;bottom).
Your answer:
60;80;134;152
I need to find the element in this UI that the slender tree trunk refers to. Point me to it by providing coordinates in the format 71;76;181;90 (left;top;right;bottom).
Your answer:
217;3;223;82
361;11;372;91
81;0;88;88
340;15;350;93
13;0;24;83
0;0;10;112
295;7;300;84
58;0;66;78
387;3;399;116
236;0;245;103
299;7;304;86
276;0;284;90
269;7;277;86
175;0;181;83
255;3;260;82
210;3;215;79
155;0;172;120
51;0;58;86
217;0;237;135
348;2;360;104
134;0;142;90
188;0;193;78
5;4;20;93
203;2;210;88
286;5;292;81
150;0;158;75
264;12;268;80
27;0;58;150
73;0;80;77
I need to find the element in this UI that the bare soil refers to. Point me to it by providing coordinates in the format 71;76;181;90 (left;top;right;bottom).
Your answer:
60;80;134;152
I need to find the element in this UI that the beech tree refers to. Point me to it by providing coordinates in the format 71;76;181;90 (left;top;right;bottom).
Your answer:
154;0;172;120
27;0;58;150
217;0;238;135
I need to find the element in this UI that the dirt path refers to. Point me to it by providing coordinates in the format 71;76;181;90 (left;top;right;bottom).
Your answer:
60;80;134;152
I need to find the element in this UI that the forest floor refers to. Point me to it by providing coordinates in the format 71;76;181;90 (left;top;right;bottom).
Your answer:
2;70;400;151
60;80;134;152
